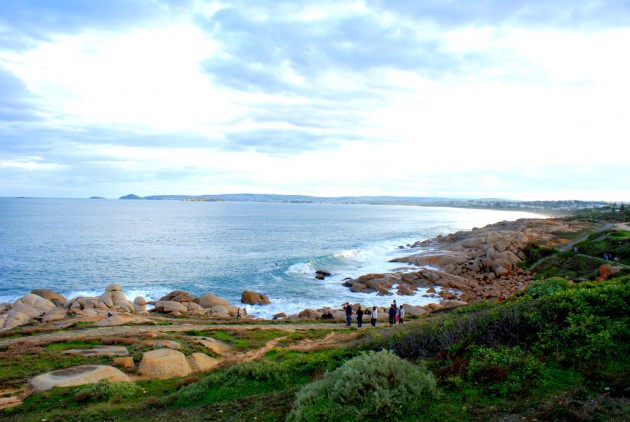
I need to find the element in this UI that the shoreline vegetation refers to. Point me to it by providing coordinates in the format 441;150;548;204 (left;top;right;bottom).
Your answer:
1;207;629;420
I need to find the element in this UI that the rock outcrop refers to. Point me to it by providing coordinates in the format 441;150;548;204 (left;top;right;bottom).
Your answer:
0;293;59;331
241;290;271;305
138;349;192;379
188;353;220;373
30;365;130;392
30;289;67;307
341;218;579;303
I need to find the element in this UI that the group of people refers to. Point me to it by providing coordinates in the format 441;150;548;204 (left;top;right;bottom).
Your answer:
343;300;404;328
387;300;404;325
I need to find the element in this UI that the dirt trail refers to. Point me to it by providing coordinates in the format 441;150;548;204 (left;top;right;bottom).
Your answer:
559;222;612;252
0;322;344;348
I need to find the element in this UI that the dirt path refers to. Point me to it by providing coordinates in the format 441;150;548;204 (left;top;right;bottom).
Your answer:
0;322;346;348
559;222;612;252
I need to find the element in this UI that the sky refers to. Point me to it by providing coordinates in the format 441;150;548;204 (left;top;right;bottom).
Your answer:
0;0;628;201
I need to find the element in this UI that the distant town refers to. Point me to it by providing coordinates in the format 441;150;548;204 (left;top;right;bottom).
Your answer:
118;193;622;213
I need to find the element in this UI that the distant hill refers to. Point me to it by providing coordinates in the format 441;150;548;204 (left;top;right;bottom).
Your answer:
119;194;143;200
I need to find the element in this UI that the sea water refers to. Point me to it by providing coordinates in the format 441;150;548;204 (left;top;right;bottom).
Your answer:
0;198;543;318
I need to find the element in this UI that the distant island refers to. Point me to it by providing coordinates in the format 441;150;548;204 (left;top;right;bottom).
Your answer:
118;193;616;212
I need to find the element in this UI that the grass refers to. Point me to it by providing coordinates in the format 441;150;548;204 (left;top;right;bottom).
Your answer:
192;328;289;350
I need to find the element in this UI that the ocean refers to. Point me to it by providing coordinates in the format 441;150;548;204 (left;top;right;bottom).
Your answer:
0;198;543;318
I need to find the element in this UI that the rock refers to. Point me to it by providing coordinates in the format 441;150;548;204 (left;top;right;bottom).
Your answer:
105;284;123;292
187;302;203;311
133;296;146;313
94;314;155;326
113;357;135;369
159;290;195;303
144;340;181;350
439;299;468;309
273;312;287;320
188;353;220;373
113;300;133;313
206;305;230;318
16;294;56;313
138;349;192;379
64;346;129;356
30;365;130;392
194;338;232;355
98;293;114;308
154;301;188;314
298;309;321;319
41;308;68;323
241;291;271;305
397;285;414;295
332;311;347;321
30;289;67;307
315;270;332;279
196;293;230;308
350;283;367;293
2;311;31;330
402;305;428;316
11;302;43;318
110;291;128;303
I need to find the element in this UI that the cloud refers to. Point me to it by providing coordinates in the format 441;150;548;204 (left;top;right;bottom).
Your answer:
0;0;628;200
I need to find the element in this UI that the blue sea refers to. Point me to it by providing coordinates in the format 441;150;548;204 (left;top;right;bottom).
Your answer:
0;198;543;318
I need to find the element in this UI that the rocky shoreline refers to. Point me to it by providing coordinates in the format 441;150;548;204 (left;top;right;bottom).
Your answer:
0;217;592;331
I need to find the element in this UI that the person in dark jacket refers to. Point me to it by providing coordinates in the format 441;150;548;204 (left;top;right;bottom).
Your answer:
388;304;396;325
345;302;353;326
356;306;364;328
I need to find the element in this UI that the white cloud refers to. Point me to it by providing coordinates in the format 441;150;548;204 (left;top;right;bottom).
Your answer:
1;23;240;133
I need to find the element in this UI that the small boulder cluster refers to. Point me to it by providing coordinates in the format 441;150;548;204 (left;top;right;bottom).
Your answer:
0;290;65;331
150;290;241;318
65;284;146;317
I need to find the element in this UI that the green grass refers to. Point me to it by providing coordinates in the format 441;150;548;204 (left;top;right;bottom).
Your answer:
198;329;288;350
43;340;102;351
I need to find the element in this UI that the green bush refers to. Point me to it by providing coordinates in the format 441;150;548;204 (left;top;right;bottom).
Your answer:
287;350;436;421
74;379;139;402
467;346;544;397
523;277;570;298
225;359;288;383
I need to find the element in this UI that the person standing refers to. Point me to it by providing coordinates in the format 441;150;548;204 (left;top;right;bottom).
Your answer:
356;306;364;328
371;306;378;327
236;308;241;319
345;302;353;327
398;304;404;324
388;304;396;325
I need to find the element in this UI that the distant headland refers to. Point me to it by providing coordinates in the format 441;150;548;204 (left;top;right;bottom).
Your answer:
118;193;615;212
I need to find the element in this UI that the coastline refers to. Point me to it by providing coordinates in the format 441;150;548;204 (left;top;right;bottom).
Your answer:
1;214;595;331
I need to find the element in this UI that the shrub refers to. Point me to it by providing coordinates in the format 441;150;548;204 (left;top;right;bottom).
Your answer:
74;379;139;402
523;277;570;298
287;350;436;421
225;359;288;383
466;346;544;397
